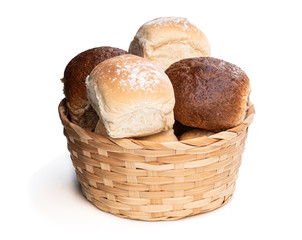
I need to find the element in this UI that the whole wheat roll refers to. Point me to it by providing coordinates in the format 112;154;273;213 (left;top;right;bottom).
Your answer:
165;57;250;132
62;47;127;130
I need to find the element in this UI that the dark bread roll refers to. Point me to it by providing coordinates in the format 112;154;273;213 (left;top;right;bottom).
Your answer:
62;47;128;130
173;120;193;138
165;57;250;132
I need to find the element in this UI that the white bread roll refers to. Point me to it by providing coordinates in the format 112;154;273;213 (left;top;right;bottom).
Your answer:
94;119;178;143
94;120;178;143
180;129;214;141
136;129;178;142
129;17;210;71
86;54;175;138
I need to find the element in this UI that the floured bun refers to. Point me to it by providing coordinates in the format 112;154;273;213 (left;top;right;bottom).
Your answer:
129;17;210;71
86;54;175;138
62;46;127;130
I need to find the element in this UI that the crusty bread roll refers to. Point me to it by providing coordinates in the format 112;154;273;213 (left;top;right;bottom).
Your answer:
86;54;175;138
180;129;214;141
166;57;250;132
136;129;178;142
129;17;210;71
62;47;127;130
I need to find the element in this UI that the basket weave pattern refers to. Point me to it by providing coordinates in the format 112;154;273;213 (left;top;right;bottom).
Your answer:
59;99;255;221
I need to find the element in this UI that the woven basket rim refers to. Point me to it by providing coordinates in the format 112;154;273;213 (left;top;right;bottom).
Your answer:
58;98;255;150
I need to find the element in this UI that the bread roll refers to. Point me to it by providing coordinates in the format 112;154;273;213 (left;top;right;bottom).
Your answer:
95;120;178;142
173;120;193;138
165;57;250;132
94;119;108;136
136;130;178;142
86;54;175;138
62;47;127;130
94;119;178;142
129;17;210;71
180;129;214;141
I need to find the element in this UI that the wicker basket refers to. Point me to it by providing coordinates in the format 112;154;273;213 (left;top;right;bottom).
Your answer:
59;99;255;221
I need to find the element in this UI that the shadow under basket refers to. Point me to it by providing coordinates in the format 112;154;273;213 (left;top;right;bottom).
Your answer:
59;99;255;221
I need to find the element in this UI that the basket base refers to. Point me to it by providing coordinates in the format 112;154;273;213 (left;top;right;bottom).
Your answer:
78;179;235;221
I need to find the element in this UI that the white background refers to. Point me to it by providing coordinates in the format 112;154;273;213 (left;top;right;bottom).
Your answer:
1;0;302;239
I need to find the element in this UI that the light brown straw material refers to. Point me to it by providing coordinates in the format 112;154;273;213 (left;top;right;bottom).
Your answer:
59;99;255;221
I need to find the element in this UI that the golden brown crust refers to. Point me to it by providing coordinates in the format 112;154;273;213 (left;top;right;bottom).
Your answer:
165;57;250;132
62;46;127;130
